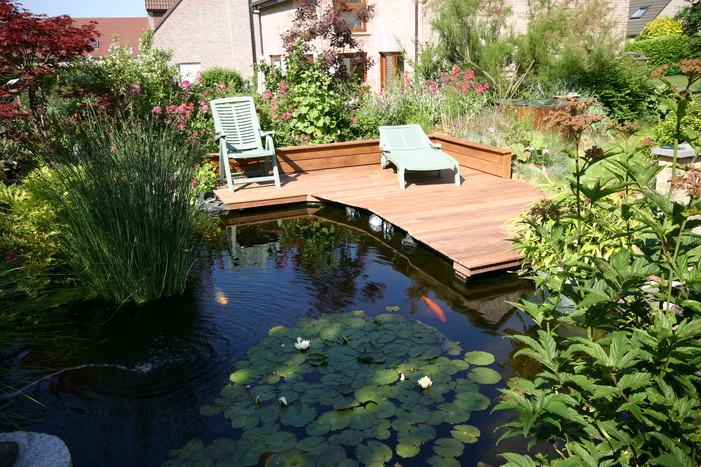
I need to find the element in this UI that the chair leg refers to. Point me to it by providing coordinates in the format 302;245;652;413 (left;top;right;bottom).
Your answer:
454;166;460;187
399;167;406;190
272;154;281;188
223;154;235;193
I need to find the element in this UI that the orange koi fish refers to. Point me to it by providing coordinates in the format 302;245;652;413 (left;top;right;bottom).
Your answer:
214;286;228;305
421;295;447;322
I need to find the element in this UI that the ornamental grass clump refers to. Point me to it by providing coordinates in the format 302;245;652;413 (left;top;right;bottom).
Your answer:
39;112;202;304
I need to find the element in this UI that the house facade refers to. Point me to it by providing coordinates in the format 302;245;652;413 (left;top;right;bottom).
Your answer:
145;0;688;90
146;0;256;80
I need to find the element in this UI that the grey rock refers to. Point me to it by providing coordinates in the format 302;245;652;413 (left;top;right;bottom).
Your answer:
0;432;71;467
0;441;19;467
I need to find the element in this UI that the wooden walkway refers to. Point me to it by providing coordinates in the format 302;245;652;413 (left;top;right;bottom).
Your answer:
215;164;544;279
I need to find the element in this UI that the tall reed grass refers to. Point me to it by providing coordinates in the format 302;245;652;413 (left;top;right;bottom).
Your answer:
39;112;202;304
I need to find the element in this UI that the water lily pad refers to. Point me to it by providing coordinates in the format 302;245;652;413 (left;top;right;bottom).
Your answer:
230;368;257;384
438;402;471;424
396;443;420;458
260;448;316;467
202;438;238;461
279;403;317;427
364;400;396;418
354;384;388;403
317;409;352;431
329;429;366;446
464;350;495;365
454;391;490;411
427;455;462;467
441;340;463;356
296;437;329;457
264;431;298;454
250;385;276;401
355;440;392;465
468;367;501;385
369;369;399;385
433;437;464;457
319;325;344;343
397;423;435;446
396;405;432;423
451;424;480;444
307;352;328;366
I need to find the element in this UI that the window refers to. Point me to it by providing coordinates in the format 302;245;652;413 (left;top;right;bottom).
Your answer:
630;7;649;19
270;55;283;68
92;41;100;48
340;53;366;83
380;53;404;89
341;0;367;32
178;62;201;82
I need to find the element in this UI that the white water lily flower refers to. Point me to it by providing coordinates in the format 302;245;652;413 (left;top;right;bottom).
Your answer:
279;396;287;406
418;376;433;389
399;372;405;381
294;337;310;350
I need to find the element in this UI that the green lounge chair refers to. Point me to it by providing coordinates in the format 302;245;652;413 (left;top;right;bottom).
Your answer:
379;124;460;190
211;97;281;192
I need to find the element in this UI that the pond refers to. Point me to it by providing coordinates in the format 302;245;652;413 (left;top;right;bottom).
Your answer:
6;204;536;466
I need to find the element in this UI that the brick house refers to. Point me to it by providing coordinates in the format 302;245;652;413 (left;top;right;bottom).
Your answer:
145;0;689;90
251;0;433;91
146;0;256;80
72;17;150;58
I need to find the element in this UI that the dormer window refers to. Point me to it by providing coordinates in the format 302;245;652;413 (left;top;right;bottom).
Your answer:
631;7;649;19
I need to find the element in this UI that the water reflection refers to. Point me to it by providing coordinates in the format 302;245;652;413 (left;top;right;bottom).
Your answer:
5;204;536;466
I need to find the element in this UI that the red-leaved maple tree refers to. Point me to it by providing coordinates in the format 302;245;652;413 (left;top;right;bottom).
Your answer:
0;0;97;120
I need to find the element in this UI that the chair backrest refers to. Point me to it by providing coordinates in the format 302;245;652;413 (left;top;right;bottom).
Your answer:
379;124;432;152
210;97;263;151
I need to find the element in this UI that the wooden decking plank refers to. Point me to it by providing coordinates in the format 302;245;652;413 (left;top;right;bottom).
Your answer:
215;164;543;278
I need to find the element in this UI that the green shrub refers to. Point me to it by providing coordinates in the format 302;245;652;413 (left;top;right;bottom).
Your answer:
625;34;691;74
37;112;202;304
639;15;684;39
552;48;655;121
199;67;247;93
655;102;701;145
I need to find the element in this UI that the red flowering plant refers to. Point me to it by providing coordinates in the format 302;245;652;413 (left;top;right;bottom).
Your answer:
347;66;490;140
149;73;231;152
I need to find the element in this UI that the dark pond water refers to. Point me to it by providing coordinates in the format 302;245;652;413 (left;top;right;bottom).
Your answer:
6;204;536;466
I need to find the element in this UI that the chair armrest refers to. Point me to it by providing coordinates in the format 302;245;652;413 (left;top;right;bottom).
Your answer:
430;143;442;149
215;132;226;142
263;133;276;152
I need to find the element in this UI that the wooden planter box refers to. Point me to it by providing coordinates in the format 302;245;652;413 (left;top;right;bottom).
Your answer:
207;135;512;179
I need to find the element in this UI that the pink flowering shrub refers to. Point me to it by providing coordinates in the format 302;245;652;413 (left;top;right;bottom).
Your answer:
347;66;490;140
149;72;235;152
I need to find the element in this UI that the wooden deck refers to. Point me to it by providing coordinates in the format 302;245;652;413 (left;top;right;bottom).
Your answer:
214;164;544;279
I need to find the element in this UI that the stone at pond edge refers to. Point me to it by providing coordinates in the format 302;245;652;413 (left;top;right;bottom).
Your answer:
0;441;19;467
0;432;71;467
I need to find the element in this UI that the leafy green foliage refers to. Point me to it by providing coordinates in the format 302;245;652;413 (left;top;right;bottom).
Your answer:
498;61;701;465
639;16;684;40
655;102;701;145
199;66;247;93
165;311;499;466
626;34;691;75
256;43;359;145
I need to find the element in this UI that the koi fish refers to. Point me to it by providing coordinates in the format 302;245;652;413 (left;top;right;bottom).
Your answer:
421;295;447;322
214;286;228;305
